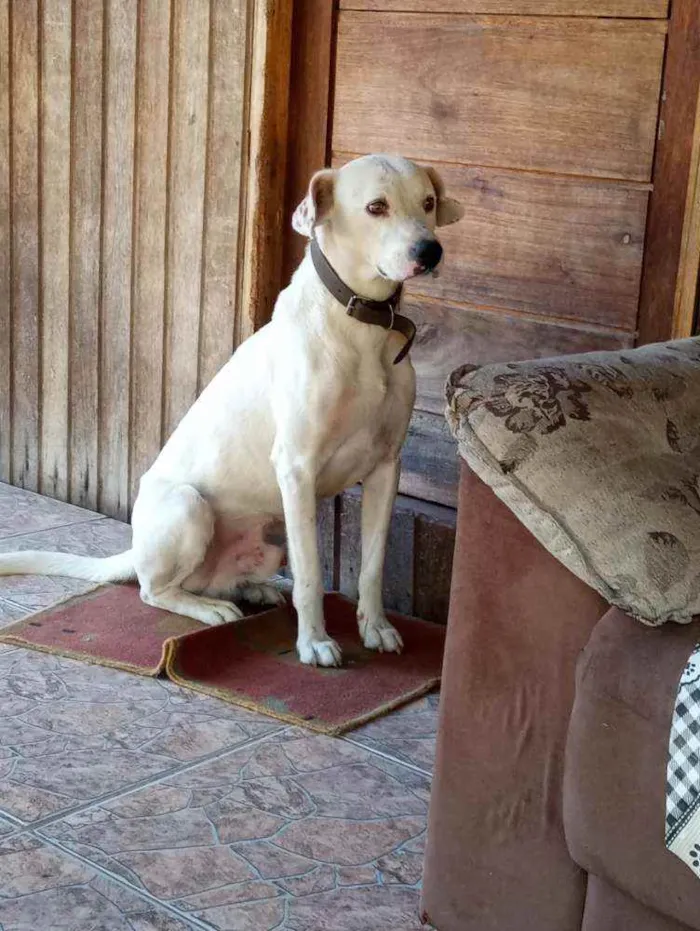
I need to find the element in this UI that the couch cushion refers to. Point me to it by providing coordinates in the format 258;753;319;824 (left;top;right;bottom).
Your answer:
446;338;700;625
564;608;700;929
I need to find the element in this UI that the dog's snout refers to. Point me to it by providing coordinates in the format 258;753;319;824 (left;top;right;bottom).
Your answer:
410;238;443;271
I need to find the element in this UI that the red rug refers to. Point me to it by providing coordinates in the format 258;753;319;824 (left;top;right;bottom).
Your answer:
0;585;445;734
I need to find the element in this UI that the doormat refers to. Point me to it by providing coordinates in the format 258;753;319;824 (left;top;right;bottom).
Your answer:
0;585;445;735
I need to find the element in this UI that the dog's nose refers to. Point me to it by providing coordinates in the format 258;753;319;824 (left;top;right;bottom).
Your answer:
410;238;443;272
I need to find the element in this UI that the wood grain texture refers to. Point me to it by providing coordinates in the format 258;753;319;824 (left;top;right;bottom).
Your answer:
129;0;170;508
400;411;460;508
100;0;137;520
3;0;266;520
414;166;648;329
163;2;210;441
11;1;40;490
673;88;700;340
638;0;700;344
413;508;456;627
198;0;247;390
340;0;668;16
283;0;335;284
407;298;634;415
333;13;666;182
69;0;102;509
239;0;293;341
0;0;10;483
39;0;71;501
332;158;650;329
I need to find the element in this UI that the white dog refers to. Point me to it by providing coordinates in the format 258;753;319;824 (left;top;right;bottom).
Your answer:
0;155;463;666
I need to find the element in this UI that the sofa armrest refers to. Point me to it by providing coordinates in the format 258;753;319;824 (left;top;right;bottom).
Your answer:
421;462;608;931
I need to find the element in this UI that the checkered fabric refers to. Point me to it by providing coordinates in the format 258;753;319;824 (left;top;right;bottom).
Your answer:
666;643;700;847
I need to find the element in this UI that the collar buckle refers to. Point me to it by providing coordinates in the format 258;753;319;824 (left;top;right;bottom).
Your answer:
346;294;358;315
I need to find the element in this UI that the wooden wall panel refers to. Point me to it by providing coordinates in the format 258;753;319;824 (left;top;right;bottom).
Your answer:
163;3;210;441
130;0;170;508
407;299;634;415
340;1;668;16
3;0;255;518
408;167;649;330
10;2;40;491
198;0;248;391
100;0;137;520
69;0;102;510
0;0;9;484
333;13;666;182
39;0;71;501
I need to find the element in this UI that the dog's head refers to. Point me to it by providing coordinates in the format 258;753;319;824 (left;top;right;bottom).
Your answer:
292;154;464;282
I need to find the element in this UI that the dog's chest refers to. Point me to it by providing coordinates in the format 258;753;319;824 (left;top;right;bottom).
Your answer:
317;367;404;496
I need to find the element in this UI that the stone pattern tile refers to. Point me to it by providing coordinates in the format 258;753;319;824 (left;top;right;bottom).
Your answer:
0;519;133;615
0;649;280;824
349;692;440;774
43;728;433;930
0;833;198;930
0;484;440;929
0;482;99;539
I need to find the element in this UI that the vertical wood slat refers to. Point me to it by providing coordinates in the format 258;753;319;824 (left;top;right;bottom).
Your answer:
0;0;10;483
39;0;71;501
163;2;210;441
129;0;170;509
198;0;247;391
99;0;137;520
69;0;102;509
10;1;40;490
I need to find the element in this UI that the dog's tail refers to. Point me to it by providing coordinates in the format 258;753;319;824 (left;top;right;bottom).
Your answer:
0;549;137;583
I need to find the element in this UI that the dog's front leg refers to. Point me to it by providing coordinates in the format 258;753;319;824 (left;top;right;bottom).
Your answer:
275;456;342;667
357;458;404;653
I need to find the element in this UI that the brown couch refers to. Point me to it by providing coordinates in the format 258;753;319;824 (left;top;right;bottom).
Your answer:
420;464;700;931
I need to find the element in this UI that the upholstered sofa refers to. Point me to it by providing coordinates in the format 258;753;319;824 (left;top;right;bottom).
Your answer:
421;339;700;931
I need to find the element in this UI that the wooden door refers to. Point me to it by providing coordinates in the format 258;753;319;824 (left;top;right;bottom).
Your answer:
283;0;700;621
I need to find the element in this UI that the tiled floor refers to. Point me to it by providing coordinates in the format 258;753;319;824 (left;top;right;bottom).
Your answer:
0;483;438;931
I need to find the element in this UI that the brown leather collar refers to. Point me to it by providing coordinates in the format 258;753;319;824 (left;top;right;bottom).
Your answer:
310;238;416;365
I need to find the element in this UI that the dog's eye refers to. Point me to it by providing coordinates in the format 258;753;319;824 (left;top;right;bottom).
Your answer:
423;195;435;213
366;199;388;217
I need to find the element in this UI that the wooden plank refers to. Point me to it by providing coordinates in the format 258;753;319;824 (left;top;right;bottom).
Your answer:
400;411;460;508
406;165;649;330
407;298;634;415
10;1;40;490
100;0;137;520
638;0;700;344
283;0;335;284
673;88;700;339
69;0;102;509
384;503;415;616
414;508;456;627
0;0;10;483
338;490;362;602
39;0;71;501
163;3;210;440
333;13;666;182
198;0;247;391
239;0;292;341
340;0;669;16
129;0;170;508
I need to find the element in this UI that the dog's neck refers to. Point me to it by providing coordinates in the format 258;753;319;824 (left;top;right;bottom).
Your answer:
311;226;400;303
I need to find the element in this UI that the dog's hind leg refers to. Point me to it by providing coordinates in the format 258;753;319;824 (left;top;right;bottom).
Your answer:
131;480;242;625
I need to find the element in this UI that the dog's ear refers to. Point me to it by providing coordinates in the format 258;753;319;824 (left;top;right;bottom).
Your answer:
425;166;464;227
292;169;336;237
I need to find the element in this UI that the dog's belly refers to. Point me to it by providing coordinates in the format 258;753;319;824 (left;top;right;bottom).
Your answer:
184;515;286;594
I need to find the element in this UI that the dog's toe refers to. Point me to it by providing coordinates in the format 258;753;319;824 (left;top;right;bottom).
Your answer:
297;637;342;667
360;618;403;654
199;598;243;626
241;582;286;607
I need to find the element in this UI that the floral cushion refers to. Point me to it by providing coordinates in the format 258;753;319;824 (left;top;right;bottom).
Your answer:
445;338;700;625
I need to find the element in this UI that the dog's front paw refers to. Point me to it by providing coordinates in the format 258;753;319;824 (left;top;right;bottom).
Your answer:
239;581;287;607
297;635;342;667
359;614;403;654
